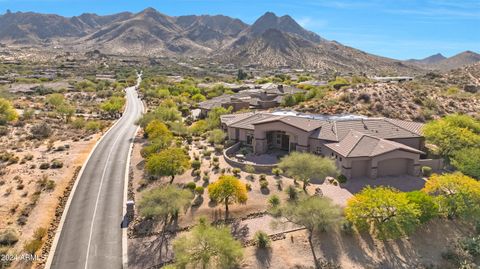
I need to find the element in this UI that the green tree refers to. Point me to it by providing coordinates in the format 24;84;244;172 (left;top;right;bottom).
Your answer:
207;129;226;145
190;120;208;136
173;218;243;269
278;152;338;190
345;186;421;239
100;96;125;118
138;185;193;223
281;94;296;107
423;114;480;160
281;196;342;265
146;148;190;184
451;148;480;179
206;107;232;130
137;105;182;128
423;172;480;221
0;98;18;124
145;120;172;140
406;191;438;223
208;175;248;220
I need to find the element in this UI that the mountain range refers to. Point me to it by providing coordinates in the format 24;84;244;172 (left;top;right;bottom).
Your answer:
0;8;479;73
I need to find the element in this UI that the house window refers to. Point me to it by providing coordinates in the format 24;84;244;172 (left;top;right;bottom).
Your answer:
246;135;253;145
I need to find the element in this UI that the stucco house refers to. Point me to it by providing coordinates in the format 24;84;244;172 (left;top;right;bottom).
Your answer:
198;84;304;117
220;111;426;179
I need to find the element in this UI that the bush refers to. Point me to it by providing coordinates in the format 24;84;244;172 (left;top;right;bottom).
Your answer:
191;160;201;170
195;186;204;195
340;220;354;235
23;239;42;255
421;166;432;177
460;236;480;257
232;168;241;177
267;195;280;208
39;163;50;170
259;174;267;181
286;185;298;200
85;120;102;132
212;156;219;162
244;165;255;174
50;159;64;169
202;175;210;183
254;231;270;249
406;191;438;223
33;227;47;241
260;179;269;189
246;183;252;191
272;168;283;177
0;229;19;246
214;145;224;153
202;150;212;158
185;182;196;191
338;175;347;184
193;170;201;177
30;123;52;139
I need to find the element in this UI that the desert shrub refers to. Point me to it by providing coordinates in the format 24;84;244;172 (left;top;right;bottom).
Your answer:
259;174;267;181
193;170;201;177
195;186;204;195
245;183;252;191
71;118;86;129
23;239;42;255
260;179;269;189
421;166;432;177
50;159;63;169
30;123;52;139
0;229;19;246
85;120;102;132
232;168;241;177
406;191;438;223
286;185;298;201
272;168;283;177
212;156;219;162
33;227;47;241
0;126;8;136
244;165;255;174
267;195;281;208
338;175;347;184
202;175;210;183
191;160;201;170
340;220;354;235
185;182;196;192
214;145;224;153
460;236;480;257
39;163;50;170
212;162;220;170
254;231;270;249
202;150;212;158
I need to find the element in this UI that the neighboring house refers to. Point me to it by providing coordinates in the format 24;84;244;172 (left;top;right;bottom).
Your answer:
221;111;426;179
198;84;304;117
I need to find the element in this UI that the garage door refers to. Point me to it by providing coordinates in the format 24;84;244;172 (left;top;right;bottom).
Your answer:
377;158;409;177
351;160;369;178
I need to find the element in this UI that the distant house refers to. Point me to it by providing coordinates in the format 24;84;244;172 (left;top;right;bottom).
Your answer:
198;84;304;117
221;111;426;179
372;76;414;83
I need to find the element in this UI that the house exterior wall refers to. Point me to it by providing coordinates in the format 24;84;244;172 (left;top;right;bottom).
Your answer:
389;137;424;151
253;121;310;154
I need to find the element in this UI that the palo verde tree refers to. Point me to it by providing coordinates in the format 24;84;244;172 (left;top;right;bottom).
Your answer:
100;96;125;118
0;98;18;125
278;152;338;190
141;120;174;157
172;217;243;269
423;172;480;221
208;175;248;220
280;196;342;266
138;185;193;224
451;148;480;179
45;93;75;122
345;186;421;239
146;148;190;184
423;114;480;161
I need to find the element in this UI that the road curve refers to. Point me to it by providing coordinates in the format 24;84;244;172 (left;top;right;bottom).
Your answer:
48;76;144;269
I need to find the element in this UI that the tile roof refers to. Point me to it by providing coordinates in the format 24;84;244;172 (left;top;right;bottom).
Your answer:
220;111;424;141
324;131;424;157
252;115;325;132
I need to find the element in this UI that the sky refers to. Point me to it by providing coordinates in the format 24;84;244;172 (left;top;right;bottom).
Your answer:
1;0;479;60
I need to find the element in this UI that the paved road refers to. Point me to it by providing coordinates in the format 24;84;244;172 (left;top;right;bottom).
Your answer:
49;77;143;269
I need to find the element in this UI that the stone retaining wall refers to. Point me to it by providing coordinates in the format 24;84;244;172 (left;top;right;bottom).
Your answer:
223;142;277;173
